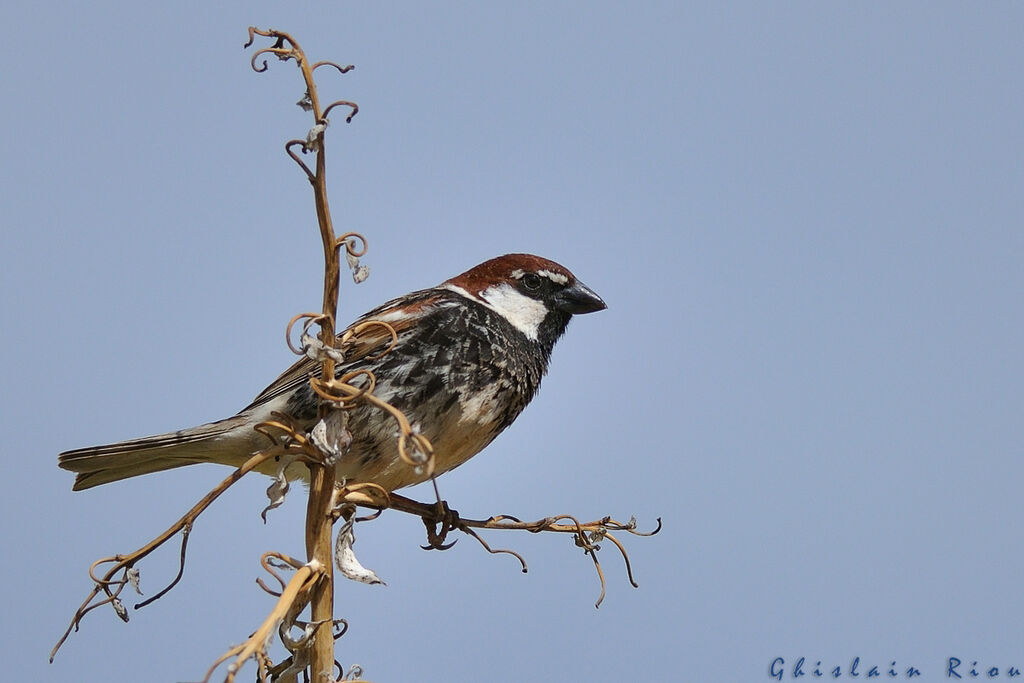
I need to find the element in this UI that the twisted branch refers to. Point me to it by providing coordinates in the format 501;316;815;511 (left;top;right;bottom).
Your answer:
348;491;662;609
50;448;280;662
200;557;326;683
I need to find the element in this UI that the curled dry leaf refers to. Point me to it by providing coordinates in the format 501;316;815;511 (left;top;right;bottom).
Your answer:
351;264;370;283
262;454;299;522
279;619;317;651
126;567;143;595
309;409;352;464
345;249;370;284
334;520;385;585
111;597;129;623
303;122;327;152
300;331;346;365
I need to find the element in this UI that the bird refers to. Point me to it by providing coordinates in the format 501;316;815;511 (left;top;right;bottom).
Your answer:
59;253;606;493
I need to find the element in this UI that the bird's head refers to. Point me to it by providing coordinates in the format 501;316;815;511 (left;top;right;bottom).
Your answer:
443;253;606;353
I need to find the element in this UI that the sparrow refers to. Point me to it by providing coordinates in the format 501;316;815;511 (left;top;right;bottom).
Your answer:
59;254;606;493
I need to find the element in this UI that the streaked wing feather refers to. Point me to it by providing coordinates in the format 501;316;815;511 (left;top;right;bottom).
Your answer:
242;356;318;411
242;289;451;411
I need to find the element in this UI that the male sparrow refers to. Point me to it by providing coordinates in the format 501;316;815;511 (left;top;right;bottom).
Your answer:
59;254;606;492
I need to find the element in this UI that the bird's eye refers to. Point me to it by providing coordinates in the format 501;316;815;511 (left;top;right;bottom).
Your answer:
522;273;543;291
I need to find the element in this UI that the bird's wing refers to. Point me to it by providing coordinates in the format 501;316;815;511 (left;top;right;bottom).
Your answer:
242;288;454;411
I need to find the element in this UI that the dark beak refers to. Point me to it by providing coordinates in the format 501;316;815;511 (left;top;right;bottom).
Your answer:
554;280;607;315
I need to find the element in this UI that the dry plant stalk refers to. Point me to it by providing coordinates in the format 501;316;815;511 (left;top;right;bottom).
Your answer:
226;27;371;681
365;492;662;609
53;26;659;682
51;27;385;680
49;449;280;662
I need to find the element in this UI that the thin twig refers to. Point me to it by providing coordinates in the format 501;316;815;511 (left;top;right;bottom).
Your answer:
342;491;662;609
134;522;192;609
200;561;324;683
51;449;279;662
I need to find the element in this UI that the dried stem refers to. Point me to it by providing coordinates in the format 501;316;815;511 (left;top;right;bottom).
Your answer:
50;449;279;662
245;26;356;681
342;490;662;609
200;559;325;683
304;464;335;678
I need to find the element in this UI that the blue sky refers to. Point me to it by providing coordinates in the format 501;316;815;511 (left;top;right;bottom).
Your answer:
3;2;1023;681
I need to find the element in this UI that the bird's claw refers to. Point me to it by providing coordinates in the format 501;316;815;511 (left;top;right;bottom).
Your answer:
420;500;461;550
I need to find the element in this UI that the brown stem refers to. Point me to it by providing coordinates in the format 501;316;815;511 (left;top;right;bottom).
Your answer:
305;464;336;680
349;492;661;609
203;561;323;683
290;29;342;682
50;449;279;662
246;27;362;679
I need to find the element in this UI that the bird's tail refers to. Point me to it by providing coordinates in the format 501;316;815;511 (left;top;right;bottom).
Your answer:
58;415;255;491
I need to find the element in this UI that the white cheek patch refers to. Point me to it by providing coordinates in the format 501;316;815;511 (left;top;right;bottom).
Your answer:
478;283;547;340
